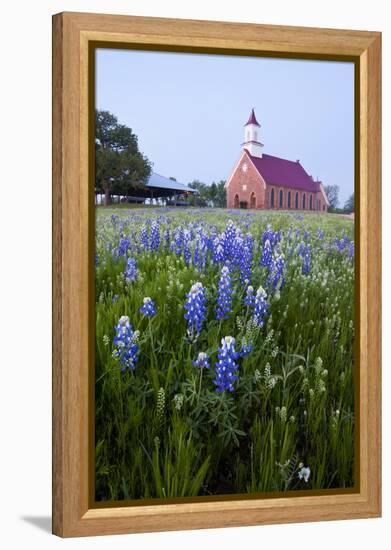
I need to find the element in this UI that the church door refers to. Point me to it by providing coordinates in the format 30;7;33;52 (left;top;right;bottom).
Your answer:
234;194;239;208
250;192;256;209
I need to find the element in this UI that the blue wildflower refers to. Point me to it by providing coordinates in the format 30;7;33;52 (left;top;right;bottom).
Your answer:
140;224;149;251
244;285;255;307
213;336;240;393
150;221;160;251
193;237;207;271
317;229;325;240
268;252;285;290
261;239;273;267
222;220;237;259
253;286;269;327
184;282;207;339
113;316;139;371
125;258;138;283
298;242;311;274
193;352;210;369
216;266;233;320
238;343;253;358
139;297;157;317
171;226;184;255
238;234;254;283
212;238;225;264
183;230;192;266
348;241;354;259
118;236;131;257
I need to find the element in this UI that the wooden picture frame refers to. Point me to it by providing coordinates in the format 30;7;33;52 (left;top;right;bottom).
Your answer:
52;11;381;537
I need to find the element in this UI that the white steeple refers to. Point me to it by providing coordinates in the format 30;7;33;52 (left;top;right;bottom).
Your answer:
242;108;263;158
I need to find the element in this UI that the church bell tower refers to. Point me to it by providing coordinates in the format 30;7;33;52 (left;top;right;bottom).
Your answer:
242;108;263;158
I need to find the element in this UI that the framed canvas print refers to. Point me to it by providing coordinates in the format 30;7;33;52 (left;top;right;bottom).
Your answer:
52;12;381;537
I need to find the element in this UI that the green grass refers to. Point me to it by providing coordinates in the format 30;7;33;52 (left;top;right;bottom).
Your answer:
95;208;354;501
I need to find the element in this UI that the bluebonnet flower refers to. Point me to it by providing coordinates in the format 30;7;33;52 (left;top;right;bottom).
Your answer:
118;236;131;257
171;226;184;256
95;254;99;266
112;294;119;304
253;286;269;327
334;234;350;253
193;237;207;271
261;239;273;267
140;224;149;251
244;285;255;307
113;316;139;371
301;244;311;274
213;336;240;393
262;225;281;247
193;352;210;369
183;230;192;266
150;221;160;251
268;252;285;290
317;229;325;240
238;234;254;283
184;282;207;338
348;241;354;259
139;297;157;317
125;258;138;283
111;214;119;225
216;266;233;320
222;220;237;259
212;238;225;264
237;343;253;358
298;242;311;274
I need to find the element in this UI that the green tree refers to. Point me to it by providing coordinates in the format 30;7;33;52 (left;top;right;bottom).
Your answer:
343;193;354;213
187;180;226;207
324;184;340;211
95;110;152;206
188;180;208;206
213;180;227;208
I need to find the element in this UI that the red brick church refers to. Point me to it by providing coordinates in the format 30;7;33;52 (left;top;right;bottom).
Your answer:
226;109;329;212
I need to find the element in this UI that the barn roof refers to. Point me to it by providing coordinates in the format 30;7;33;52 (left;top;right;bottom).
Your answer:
246;151;321;193
147;172;196;193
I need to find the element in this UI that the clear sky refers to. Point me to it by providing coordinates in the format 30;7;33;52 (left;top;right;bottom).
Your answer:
96;48;355;205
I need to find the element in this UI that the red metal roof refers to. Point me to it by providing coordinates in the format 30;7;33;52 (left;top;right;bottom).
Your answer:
246;151;321;193
244;108;261;127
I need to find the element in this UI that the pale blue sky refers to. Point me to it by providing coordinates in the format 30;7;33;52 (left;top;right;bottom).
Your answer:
96;49;355;205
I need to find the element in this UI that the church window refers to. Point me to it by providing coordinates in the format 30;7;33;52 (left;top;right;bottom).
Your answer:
288;191;291;208
310;195;313;210
279;190;283;208
303;194;306;209
295;192;299;209
271;188;275;208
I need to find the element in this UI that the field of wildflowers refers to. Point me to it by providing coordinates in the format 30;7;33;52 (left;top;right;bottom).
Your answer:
95;207;355;501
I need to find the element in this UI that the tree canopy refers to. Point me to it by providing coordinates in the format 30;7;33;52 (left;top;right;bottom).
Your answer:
343;193;354;213
324;184;340;211
188;180;226;207
95;110;152;205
